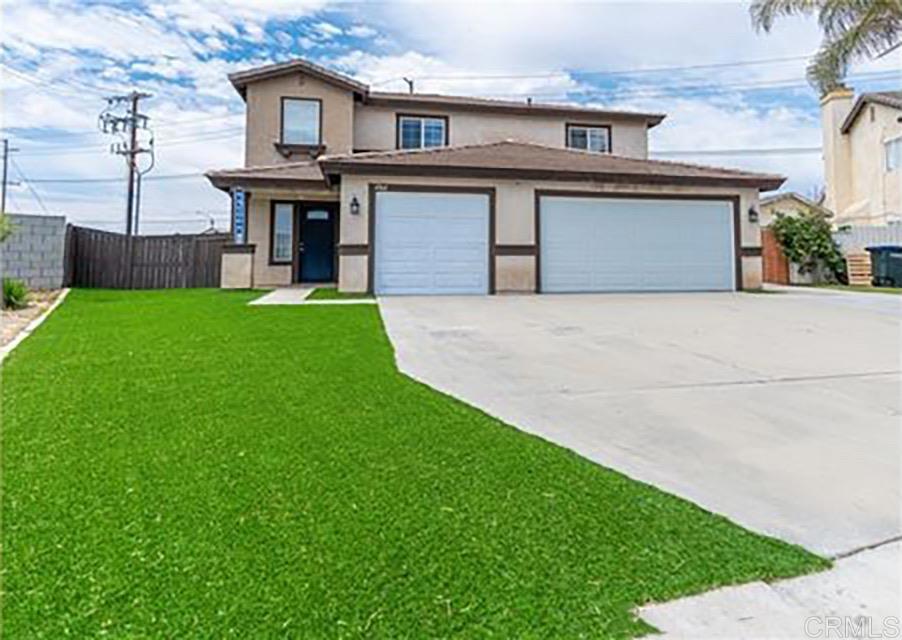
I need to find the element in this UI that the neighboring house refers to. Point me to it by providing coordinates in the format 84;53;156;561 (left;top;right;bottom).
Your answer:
206;58;783;295
758;192;834;286
821;89;902;226
759;191;832;227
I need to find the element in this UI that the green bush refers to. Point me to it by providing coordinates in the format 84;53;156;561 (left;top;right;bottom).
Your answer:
3;278;29;310
771;211;846;283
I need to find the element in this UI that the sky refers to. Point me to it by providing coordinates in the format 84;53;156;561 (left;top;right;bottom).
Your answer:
1;0;900;234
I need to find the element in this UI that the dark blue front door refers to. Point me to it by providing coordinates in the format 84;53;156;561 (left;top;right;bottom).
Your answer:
299;204;336;282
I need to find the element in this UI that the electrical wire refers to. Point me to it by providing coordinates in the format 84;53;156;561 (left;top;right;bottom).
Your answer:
10;157;51;214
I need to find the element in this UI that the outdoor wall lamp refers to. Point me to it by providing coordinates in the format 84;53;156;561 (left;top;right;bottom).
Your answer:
350;196;361;215
748;206;759;223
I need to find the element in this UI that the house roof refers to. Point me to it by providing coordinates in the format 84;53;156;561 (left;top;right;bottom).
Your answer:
319;140;785;190
364;92;666;126
228;59;368;99
226;57;665;124
840;91;902;134
759;191;832;216
205;161;326;191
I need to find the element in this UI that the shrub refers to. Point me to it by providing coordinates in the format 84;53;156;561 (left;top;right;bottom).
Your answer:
0;213;15;243
771;211;846;283
3;278;29;310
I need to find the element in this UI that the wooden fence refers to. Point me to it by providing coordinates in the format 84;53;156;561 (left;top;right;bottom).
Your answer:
64;225;231;289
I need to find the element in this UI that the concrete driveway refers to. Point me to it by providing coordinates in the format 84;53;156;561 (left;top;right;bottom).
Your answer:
379;290;901;558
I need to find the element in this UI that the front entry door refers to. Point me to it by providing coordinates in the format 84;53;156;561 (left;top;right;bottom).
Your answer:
298;203;336;282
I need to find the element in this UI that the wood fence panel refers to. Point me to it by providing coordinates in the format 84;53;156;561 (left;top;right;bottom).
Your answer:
762;228;790;285
64;226;229;289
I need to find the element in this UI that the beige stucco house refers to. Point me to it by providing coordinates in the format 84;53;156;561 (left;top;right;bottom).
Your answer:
759;191;832;228
821;89;902;226
207;58;784;294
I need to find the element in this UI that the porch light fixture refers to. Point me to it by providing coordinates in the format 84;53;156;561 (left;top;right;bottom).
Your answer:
748;206;759;223
350;196;361;215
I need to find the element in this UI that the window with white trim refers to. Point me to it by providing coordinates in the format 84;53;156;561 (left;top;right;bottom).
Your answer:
885;136;902;172
567;125;611;153
281;98;321;145
398;116;447;149
272;203;294;263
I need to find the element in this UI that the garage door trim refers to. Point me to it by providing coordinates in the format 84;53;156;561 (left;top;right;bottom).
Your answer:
367;183;496;294
534;190;742;293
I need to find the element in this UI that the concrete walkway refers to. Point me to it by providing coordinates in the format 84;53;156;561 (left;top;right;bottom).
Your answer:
248;287;376;306
379;291;901;636
248;288;312;305
638;540;901;639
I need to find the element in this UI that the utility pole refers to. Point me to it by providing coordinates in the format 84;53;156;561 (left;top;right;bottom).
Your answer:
1;139;20;214
99;91;153;235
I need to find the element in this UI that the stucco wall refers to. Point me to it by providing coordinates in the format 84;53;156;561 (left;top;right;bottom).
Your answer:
339;174;762;292
353;105;649;158
244;73;355;166
221;251;254;288
844;103;902;225
822;91;902;226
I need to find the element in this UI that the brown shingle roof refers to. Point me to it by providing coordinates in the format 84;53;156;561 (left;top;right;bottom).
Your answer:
840;90;902;133
228;59;368;99
320;141;785;190
205;161;326;191
365;92;665;125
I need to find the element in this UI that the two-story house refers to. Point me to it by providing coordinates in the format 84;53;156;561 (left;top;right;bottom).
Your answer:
821;88;902;226
206;58;783;294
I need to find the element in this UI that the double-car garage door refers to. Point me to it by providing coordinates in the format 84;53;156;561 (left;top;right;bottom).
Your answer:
539;195;736;292
373;191;736;295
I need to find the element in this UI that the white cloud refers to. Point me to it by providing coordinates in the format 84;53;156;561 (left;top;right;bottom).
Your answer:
347;24;377;39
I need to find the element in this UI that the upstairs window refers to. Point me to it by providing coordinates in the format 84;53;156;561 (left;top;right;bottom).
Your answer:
886;136;902;172
398;115;448;149
567;124;611;153
281;98;321;146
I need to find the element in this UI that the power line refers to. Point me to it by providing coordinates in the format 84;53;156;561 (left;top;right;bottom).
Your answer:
26;171;203;184
653;146;821;157
19;144;827;186
0;62;123;98
10;157;51;214
16;127;244;157
402;53;815;83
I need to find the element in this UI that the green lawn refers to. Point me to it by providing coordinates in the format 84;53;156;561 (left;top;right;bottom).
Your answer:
818;284;902;295
1;290;827;637
308;286;374;300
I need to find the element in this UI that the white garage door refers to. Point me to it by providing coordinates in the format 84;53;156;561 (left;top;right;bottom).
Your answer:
540;196;736;292
375;191;490;295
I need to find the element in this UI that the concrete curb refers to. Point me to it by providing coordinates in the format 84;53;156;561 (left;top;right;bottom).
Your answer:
0;288;71;364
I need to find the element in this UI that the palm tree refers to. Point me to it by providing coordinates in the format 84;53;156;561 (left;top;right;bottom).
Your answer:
750;0;902;95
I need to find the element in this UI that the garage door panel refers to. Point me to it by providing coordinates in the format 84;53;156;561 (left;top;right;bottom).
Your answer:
375;192;490;295
541;196;735;292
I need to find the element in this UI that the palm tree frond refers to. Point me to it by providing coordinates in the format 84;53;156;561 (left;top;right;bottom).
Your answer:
750;0;822;32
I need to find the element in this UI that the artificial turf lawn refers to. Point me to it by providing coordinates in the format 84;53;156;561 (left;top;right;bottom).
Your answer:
308;286;374;300
1;289;828;637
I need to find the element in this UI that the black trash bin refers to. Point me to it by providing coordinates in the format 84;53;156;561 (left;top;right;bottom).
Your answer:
865;246;902;287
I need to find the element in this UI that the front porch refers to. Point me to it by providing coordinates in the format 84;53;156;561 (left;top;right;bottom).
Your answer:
206;162;340;289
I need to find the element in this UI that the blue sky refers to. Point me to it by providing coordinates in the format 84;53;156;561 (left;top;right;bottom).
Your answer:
1;0;899;233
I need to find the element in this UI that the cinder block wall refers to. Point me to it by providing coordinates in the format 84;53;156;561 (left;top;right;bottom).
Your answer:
0;214;67;289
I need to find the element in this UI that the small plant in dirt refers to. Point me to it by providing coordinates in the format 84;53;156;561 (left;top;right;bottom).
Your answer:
2;278;29;310
771;211;846;283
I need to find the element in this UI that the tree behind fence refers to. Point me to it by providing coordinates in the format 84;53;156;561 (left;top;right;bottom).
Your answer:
64;225;231;289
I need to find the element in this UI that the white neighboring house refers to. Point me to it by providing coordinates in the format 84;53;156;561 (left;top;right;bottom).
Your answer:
821;89;902;226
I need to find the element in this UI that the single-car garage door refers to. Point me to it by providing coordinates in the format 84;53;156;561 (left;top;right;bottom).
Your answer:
539;195;736;292
374;191;490;295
